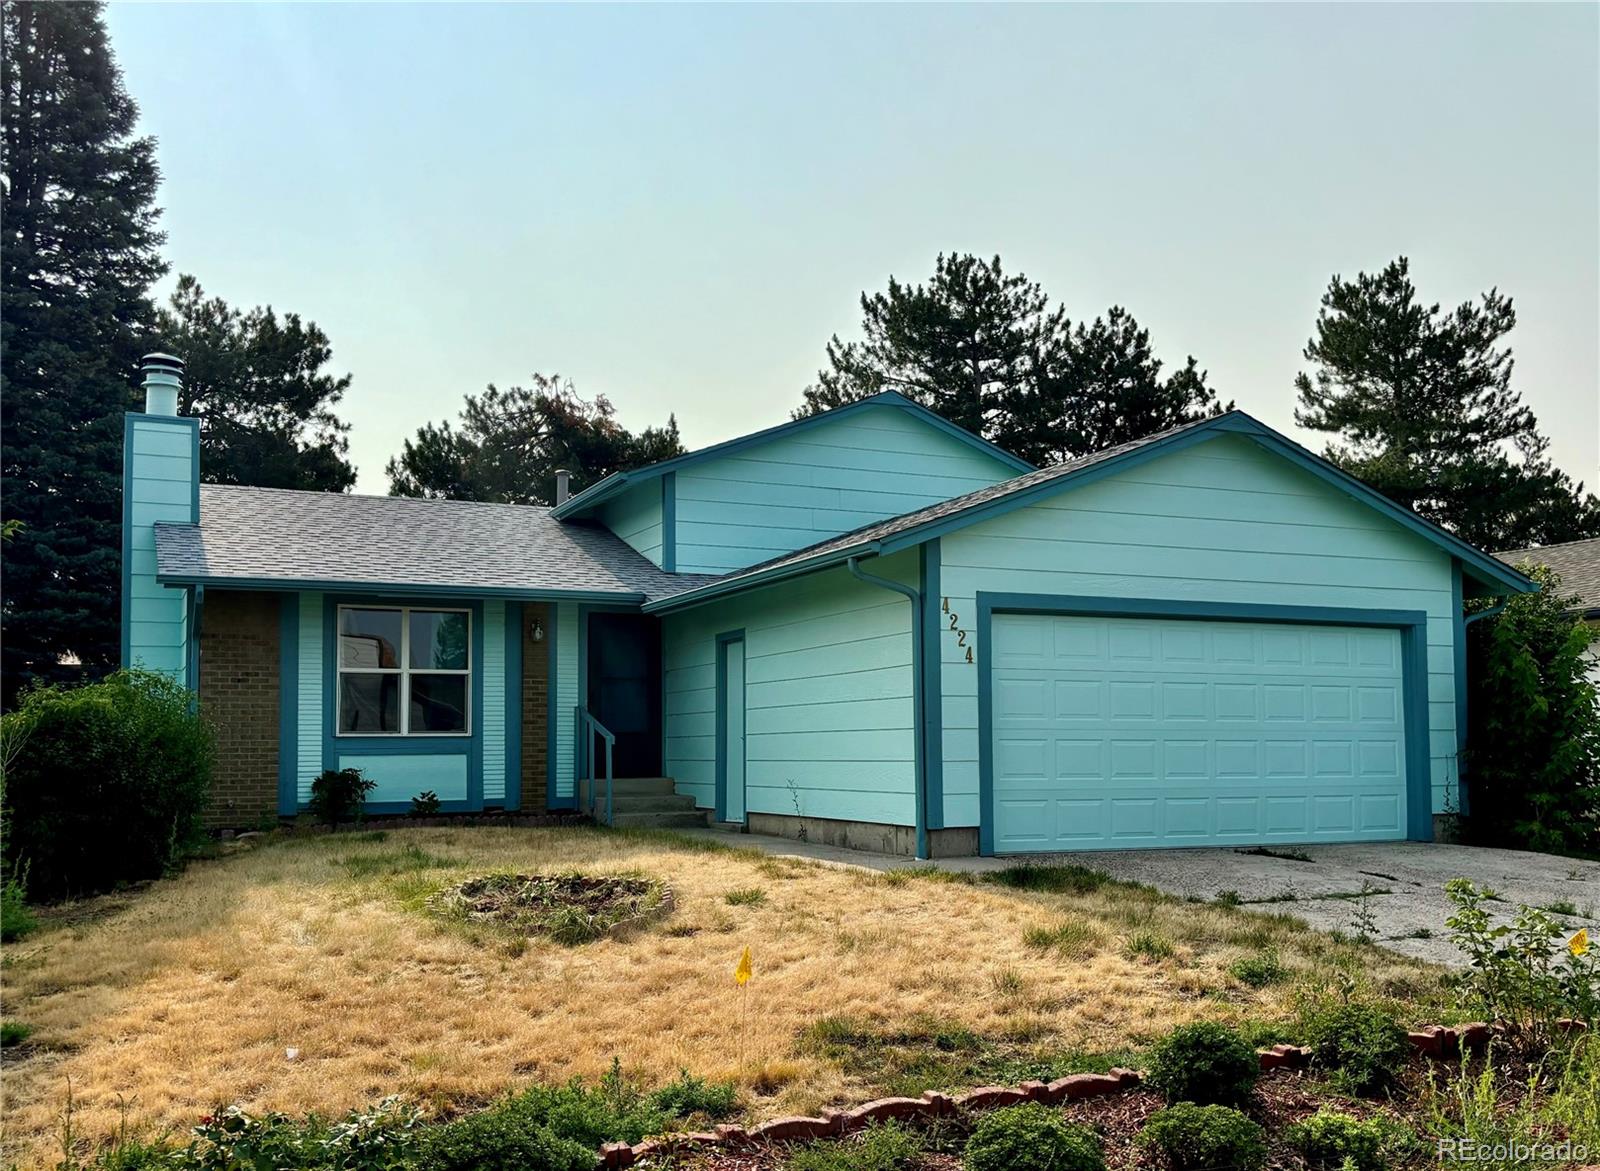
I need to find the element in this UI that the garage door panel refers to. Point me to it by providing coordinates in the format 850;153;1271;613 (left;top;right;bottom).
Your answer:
990;614;1408;852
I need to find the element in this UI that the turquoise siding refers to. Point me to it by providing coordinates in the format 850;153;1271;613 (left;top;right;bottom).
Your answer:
122;414;198;679
481;600;507;802
662;552;917;824
599;484;664;567
341;754;469;803
672;406;1016;574
936;433;1461;829
554;601;579;802
296;592;325;803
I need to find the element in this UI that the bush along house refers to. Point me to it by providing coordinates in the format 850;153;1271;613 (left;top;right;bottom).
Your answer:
123;354;1537;856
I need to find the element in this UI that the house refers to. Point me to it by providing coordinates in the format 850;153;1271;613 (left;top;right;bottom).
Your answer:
122;353;1536;857
1495;536;1600;681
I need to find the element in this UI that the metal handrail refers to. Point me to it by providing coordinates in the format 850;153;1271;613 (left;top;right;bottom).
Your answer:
575;706;616;825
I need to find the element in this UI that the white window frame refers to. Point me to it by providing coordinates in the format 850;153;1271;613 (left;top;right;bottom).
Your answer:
335;604;472;737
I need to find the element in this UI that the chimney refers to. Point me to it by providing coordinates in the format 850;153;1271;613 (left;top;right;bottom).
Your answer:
555;469;570;506
141;352;184;416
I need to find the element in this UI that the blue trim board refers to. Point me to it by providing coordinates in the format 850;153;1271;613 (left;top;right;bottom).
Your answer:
278;593;300;815
714;629;745;823
120;416;134;666
505;602;522;810
553;391;1035;520
920;541;944;832
156;572;648;605
973;593;1436;855
186;584;203;694
545;602;565;809
661;472;677;573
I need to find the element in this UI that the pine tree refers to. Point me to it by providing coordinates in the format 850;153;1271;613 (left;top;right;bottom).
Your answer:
1295;257;1600;550
796;254;1225;466
155;275;357;492
2;1;167;698
386;375;684;505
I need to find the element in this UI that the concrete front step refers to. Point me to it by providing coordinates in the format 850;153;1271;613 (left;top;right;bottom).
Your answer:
611;810;711;830
597;776;679;797
609;794;699;814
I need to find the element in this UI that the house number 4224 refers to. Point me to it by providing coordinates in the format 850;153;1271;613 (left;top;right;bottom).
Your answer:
942;597;974;665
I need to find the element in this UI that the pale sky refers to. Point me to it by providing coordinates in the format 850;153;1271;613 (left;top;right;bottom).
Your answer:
105;2;1599;496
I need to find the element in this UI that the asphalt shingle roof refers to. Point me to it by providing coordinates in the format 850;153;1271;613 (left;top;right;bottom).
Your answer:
154;485;722;602
1495;536;1600;614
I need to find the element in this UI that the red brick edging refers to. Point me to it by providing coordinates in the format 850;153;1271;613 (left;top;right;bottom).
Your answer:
598;1018;1589;1168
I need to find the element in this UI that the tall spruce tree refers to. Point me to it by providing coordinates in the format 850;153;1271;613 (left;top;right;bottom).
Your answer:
796;253;1225;466
2;2;167;697
1295;257;1600;550
387;375;684;505
155;275;357;492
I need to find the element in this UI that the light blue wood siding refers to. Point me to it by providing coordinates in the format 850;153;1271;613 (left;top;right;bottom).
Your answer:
662;552;917;824
936;433;1461;828
673;406;1017;574
296;591;324;803
123;416;196;678
554;601;579;801
481;599;507;802
337;754;469;803
600;485;664;566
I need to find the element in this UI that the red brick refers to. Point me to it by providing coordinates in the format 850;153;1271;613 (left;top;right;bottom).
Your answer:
749;1116;840;1142
600;1141;635;1168
837;1097;933;1131
955;1086;1031;1111
1047;1073;1123;1101
198;590;280;828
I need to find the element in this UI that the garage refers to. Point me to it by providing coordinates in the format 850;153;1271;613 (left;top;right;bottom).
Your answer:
988;611;1410;852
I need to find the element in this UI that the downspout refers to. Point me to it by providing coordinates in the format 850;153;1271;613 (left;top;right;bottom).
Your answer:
847;555;929;860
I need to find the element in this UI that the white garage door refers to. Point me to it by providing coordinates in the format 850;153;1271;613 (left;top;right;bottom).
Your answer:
989;613;1408;852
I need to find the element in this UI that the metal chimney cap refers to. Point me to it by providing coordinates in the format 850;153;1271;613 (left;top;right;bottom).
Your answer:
141;352;185;373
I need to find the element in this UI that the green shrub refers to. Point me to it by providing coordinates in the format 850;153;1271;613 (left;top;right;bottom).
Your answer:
1228;951;1287;988
417;1108;591;1171
1;868;37;941
1137;1104;1266;1171
789;1120;924;1171
1;1020;33;1047
2;670;213;898
1145;1022;1259;1106
963;1103;1104;1171
647;1069;738;1120
1287;1109;1388;1171
189;1098;423;1171
1300;1001;1409;1095
308;767;376;827
410;790;442;816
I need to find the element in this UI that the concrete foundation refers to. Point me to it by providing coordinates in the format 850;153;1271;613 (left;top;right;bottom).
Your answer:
745;812;978;858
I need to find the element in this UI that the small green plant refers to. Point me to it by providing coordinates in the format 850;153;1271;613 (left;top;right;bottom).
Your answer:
1348;881;1382;942
987;864;1111;894
964;1103;1104;1171
410;790;442;817
1;1020;33;1047
790;1120;924;1171
1144;1021;1259;1106
1287;1109;1390;1171
646;1069;738;1121
1137;1104;1266;1171
307;768;376;828
1215;889;1242;906
1228;950;1287;988
1;866;37;942
724;887;768;907
1023;917;1104;959
1300;1000;1410;1095
1125;931;1175;961
189;1097;426;1171
1444;878;1599;1043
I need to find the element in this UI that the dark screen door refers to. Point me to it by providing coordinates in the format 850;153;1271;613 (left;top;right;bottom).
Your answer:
587;613;662;777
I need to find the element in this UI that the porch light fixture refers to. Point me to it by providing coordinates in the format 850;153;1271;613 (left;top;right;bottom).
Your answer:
529;616;544;642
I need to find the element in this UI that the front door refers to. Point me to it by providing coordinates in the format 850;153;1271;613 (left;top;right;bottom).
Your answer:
718;634;746;823
587;613;662;777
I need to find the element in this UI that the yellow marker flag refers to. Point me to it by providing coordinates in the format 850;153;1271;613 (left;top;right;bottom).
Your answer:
734;946;753;986
1570;929;1589;957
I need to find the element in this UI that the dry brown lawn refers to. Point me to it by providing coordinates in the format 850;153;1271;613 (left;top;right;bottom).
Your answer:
0;826;1441;1167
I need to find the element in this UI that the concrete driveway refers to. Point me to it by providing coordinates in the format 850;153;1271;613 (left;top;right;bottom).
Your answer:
991;842;1600;966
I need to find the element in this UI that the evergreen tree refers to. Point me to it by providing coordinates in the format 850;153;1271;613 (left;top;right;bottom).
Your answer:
155;275;356;492
796;253;1225;466
386;375;684;505
1295;257;1600;549
1;1;167;697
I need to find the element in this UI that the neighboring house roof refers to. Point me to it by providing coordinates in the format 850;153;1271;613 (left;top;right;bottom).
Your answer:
646;409;1539;613
551;390;1035;520
1495;536;1600;617
155;485;721;603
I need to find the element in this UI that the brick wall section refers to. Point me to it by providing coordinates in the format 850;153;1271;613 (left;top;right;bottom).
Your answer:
198;590;281;828
521;602;550;810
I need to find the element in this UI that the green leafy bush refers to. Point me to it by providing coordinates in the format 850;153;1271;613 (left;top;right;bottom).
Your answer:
1445;878;1599;1043
410;790;441;817
1145;1022;1259;1106
1465;567;1600;854
1137;1104;1266;1171
308;767;376;827
1228;950;1286;987
1;867;37;941
2;670;213;898
1300;1001;1409;1095
790;1120;924;1171
963;1103;1105;1171
1287;1109;1388;1171
190;1098;423;1171
417;1106;591;1171
646;1069;738;1121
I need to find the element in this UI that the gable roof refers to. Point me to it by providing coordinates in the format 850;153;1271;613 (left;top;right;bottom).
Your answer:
645;410;1539;613
155;485;720;603
551;391;1034;520
1495;536;1600;616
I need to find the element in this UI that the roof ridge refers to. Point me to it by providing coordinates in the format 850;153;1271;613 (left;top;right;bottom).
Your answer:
200;482;555;513
1495;535;1600;556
